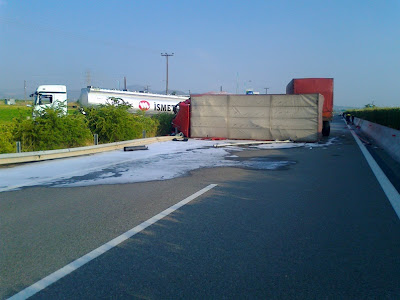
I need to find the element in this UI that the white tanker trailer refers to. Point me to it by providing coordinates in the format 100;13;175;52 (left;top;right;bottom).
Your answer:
79;86;189;114
32;85;189;116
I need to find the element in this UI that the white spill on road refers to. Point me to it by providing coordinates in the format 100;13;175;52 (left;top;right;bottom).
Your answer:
0;138;336;192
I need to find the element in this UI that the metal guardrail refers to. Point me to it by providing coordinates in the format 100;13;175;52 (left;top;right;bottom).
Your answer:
354;117;400;164
0;136;175;165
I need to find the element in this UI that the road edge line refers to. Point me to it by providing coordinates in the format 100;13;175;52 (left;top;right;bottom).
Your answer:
348;124;400;220
7;184;218;300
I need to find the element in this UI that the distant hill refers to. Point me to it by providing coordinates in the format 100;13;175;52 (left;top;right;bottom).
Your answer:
334;105;361;112
0;88;26;100
126;85;187;96
67;90;82;101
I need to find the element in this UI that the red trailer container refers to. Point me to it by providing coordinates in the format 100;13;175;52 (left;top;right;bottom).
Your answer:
286;78;334;136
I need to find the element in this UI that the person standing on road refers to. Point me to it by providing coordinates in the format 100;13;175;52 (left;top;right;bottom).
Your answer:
346;114;351;124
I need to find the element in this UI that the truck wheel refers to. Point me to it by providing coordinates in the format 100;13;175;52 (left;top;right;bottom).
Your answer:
322;121;331;136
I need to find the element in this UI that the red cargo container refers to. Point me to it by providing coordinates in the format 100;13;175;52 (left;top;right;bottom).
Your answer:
286;78;334;136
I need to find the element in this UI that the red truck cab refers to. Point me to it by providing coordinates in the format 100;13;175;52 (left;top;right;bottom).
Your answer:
172;99;191;137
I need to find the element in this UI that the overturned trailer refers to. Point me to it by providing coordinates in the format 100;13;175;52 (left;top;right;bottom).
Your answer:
173;94;324;142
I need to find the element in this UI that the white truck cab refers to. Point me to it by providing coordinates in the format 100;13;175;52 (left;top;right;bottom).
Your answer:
32;85;67;116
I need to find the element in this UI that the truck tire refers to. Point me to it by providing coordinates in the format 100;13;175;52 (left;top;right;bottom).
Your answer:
322;121;331;136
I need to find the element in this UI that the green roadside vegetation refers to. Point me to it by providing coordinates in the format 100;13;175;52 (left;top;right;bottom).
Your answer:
0;100;32;124
67;101;81;114
0;98;175;154
345;107;400;130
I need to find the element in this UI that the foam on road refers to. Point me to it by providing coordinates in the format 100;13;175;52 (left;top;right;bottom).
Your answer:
0;139;334;192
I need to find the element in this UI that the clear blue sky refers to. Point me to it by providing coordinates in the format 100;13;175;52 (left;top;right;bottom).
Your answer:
1;0;399;107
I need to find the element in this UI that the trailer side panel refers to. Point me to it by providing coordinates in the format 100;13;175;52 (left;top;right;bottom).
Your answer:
190;94;323;142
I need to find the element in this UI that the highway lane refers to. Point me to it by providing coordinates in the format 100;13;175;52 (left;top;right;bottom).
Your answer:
2;117;400;298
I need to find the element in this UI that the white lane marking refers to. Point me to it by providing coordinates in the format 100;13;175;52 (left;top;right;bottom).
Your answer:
7;184;218;300
348;124;400;220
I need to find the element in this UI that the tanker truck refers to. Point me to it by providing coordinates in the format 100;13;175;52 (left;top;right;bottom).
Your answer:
79;86;189;114
31;85;189;116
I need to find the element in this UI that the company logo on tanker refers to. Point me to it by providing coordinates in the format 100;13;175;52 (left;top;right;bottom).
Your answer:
139;100;150;111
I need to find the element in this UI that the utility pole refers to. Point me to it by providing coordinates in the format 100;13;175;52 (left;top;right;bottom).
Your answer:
264;87;269;94
161;53;174;94
236;72;239;94
86;70;91;87
24;80;27;100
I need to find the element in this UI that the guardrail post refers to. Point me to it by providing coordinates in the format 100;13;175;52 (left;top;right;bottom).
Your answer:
94;134;99;145
16;141;21;153
142;130;146;138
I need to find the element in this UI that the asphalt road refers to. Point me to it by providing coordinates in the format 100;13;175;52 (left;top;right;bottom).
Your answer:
1;117;400;299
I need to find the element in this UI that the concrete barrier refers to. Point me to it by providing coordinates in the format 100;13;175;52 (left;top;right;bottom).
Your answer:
0;136;175;165
354;117;400;163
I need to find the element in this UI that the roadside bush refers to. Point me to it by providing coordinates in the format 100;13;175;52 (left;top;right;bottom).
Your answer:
134;111;159;138
1;98;173;153
0;124;15;154
85;99;160;143
12;108;93;152
346;107;400;130
152;113;175;136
